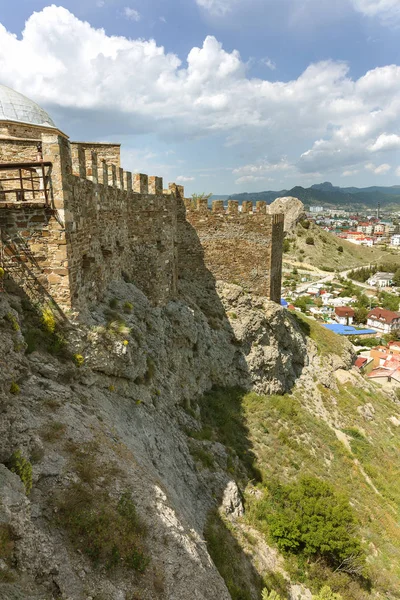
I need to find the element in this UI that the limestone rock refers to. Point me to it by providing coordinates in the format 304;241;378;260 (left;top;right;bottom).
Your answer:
289;584;313;600
358;403;375;421
221;481;244;518
268;196;305;232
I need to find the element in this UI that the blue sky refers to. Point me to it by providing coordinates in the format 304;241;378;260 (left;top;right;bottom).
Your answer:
1;0;400;194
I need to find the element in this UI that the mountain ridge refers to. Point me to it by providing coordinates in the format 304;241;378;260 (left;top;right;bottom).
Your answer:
226;182;400;208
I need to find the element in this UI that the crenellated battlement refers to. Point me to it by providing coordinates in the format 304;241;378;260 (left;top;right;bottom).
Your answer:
1;118;284;309
184;198;285;224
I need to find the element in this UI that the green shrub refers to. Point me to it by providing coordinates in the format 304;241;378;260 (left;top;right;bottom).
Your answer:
73;353;85;367
41;421;67;442
109;298;119;309
190;446;215;470
123;301;133;313
5;312;20;331
313;586;343;600
9;382;20;395
301;220;310;229
283;239;290;253
337;246;344;253
9;450;32;494
56;486;148;572
262;590;282;600
41;307;56;334
306;236;315;245
254;476;364;570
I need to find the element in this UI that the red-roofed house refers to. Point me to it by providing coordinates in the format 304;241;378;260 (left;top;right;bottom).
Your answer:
367;308;400;334
355;356;368;370
335;306;355;326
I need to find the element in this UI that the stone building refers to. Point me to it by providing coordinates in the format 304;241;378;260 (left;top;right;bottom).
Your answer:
0;84;284;311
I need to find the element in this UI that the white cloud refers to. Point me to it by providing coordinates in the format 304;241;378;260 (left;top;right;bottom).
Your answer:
350;0;400;25
233;159;293;177
396;167;400;176
123;7;141;21
365;162;391;174
1;6;400;184
342;169;359;176
368;133;400;152
235;175;274;184
261;57;276;71
195;0;237;16
176;175;195;182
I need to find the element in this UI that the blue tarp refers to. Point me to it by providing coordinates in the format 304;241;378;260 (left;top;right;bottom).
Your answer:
323;324;376;336
280;298;288;307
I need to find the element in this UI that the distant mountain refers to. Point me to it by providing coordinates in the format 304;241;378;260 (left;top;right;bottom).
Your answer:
228;182;400;208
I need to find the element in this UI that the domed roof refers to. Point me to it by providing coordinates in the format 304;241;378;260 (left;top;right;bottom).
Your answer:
0;84;56;128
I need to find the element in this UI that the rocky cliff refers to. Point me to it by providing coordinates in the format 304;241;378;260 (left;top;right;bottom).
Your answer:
0;273;367;600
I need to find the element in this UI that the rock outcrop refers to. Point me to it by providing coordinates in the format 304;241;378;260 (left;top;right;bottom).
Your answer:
0;275;354;600
268;196;305;232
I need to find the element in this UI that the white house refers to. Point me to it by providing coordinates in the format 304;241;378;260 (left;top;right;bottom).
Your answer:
367;272;394;288
335;306;355;325
391;235;400;246
367;308;400;334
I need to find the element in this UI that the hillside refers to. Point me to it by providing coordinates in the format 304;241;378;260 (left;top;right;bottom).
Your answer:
2;272;400;599
228;182;400;209
285;221;400;272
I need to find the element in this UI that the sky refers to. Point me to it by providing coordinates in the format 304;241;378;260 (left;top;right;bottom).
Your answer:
0;1;400;194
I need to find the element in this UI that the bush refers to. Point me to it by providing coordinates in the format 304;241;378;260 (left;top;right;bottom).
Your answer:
5;312;20;331
338;246;343;253
123;301;133;313
56;486;148;572
73;354;85;367
313;586;343;600
283;239;290;253
306;237;315;245
301;220;311;229
109;298;119;309
254;476;364;571
9;450;32;495
41;307;56;334
9;382;20;395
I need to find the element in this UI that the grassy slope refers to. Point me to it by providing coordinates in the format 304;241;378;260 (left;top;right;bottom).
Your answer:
286;222;400;272
201;320;400;600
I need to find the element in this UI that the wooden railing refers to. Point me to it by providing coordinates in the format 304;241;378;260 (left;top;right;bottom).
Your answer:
0;161;52;205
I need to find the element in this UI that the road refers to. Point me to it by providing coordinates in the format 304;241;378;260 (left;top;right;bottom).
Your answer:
294;261;386;294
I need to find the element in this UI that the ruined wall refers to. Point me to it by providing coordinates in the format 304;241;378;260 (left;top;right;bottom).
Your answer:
0;202;70;306
70;142;121;170
0;128;284;311
63;150;177;308
183;199;284;302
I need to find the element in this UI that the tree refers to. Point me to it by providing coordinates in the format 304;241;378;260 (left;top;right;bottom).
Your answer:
379;291;399;312
312;587;343;600
393;268;400;287
294;296;312;313
257;476;364;571
191;193;213;204
353;307;368;325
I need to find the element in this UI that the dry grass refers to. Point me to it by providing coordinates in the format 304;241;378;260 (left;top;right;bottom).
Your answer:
288;223;400;272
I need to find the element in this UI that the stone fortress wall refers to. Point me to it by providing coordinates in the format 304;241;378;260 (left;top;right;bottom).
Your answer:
183;199;284;302
0;119;284;310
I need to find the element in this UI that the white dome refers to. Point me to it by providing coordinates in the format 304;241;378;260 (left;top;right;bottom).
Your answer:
0;84;56;128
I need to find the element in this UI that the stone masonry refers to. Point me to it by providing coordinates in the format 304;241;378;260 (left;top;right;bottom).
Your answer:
0;120;284;310
183;198;284;303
